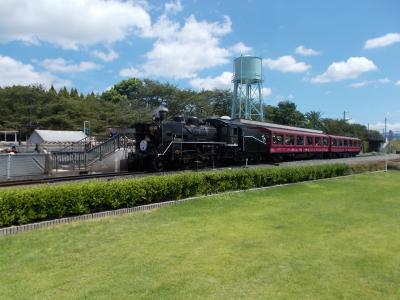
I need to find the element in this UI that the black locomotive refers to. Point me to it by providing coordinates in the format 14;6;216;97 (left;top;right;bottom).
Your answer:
128;107;268;171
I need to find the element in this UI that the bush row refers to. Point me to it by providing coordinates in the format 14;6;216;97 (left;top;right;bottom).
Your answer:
388;161;400;171
0;163;383;227
347;161;386;174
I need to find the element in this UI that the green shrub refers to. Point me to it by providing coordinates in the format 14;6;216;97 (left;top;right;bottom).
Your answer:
388;161;400;171
0;162;381;227
346;161;385;174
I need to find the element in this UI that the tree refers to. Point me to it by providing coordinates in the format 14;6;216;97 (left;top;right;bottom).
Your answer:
48;85;57;97
113;78;143;101
142;80;178;107
305;111;323;130
266;101;305;126
70;88;79;98
58;86;69;98
101;88;128;103
204;89;232;117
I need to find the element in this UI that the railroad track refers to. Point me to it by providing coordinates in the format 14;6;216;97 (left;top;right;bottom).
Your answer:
0;171;144;188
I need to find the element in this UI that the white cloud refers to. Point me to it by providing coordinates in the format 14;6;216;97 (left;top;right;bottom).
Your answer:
0;0;151;49
164;1;183;14
396;80;400;86
369;122;400;132
364;33;400;49
189;71;272;96
349;81;368;88
349;77;391;88
38;58;101;73
91;49;119;62
119;67;141;78
295;45;320;56
189;72;233;90
229;42;252;55
311;57;377;83
263;55;310;73
141;15;232;79
378;77;391;84
262;87;272;97
0;55;68;88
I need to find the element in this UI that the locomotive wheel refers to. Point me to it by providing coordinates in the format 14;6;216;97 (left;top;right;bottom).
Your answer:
151;157;165;172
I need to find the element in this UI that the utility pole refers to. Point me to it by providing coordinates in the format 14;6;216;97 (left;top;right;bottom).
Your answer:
384;117;387;141
343;111;350;122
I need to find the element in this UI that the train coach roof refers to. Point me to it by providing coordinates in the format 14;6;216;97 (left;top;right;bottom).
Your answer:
266;128;327;136
328;134;359;140
237;119;324;134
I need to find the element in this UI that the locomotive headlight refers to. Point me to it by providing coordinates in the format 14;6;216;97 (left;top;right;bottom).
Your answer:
139;140;148;152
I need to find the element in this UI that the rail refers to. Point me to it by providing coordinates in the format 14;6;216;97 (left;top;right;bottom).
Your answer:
0;171;133;188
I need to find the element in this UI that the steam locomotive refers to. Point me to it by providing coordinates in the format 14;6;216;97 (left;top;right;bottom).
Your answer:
128;107;361;171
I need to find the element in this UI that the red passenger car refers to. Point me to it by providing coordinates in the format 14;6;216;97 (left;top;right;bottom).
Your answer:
328;135;361;157
238;119;362;161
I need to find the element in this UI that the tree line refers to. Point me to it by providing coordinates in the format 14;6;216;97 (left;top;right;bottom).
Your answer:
0;77;382;144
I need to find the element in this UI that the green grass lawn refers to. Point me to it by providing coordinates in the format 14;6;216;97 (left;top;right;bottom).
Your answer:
1;172;400;299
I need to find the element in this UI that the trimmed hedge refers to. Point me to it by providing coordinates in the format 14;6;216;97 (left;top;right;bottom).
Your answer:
347;161;386;173
0;163;383;227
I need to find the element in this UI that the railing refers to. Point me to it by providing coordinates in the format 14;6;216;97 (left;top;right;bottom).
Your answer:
85;135;121;166
52;151;87;170
52;134;123;170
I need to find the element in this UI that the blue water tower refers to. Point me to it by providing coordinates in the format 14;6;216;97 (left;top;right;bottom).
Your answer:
231;56;264;121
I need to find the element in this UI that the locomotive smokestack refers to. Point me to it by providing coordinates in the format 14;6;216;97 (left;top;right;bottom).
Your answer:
153;105;168;122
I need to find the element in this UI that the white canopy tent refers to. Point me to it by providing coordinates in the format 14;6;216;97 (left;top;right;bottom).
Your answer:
27;130;87;145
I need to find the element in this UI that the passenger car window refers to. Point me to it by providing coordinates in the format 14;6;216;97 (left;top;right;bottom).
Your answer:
323;137;328;146
315;137;322;146
344;140;348;146
306;136;313;145
296;136;304;145
349;140;353;146
332;138;337;146
273;134;283;144
285;135;295;145
338;140;343;146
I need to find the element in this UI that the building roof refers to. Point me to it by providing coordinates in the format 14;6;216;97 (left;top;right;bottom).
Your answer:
27;130;87;144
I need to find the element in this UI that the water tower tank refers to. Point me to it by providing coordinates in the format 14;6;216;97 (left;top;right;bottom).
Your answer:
233;56;262;83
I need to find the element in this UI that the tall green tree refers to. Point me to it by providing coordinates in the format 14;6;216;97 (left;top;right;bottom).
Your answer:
48;85;57;97
141;79;176;107
58;86;69;98
305;111;324;130
70;88;79;98
266;101;305;127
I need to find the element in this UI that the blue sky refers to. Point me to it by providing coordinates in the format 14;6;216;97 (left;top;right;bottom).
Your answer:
0;0;399;132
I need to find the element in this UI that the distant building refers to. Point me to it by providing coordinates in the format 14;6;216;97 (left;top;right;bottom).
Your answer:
0;130;18;145
27;130;87;145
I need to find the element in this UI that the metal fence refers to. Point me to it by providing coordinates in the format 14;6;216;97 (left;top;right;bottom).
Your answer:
0;153;50;179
